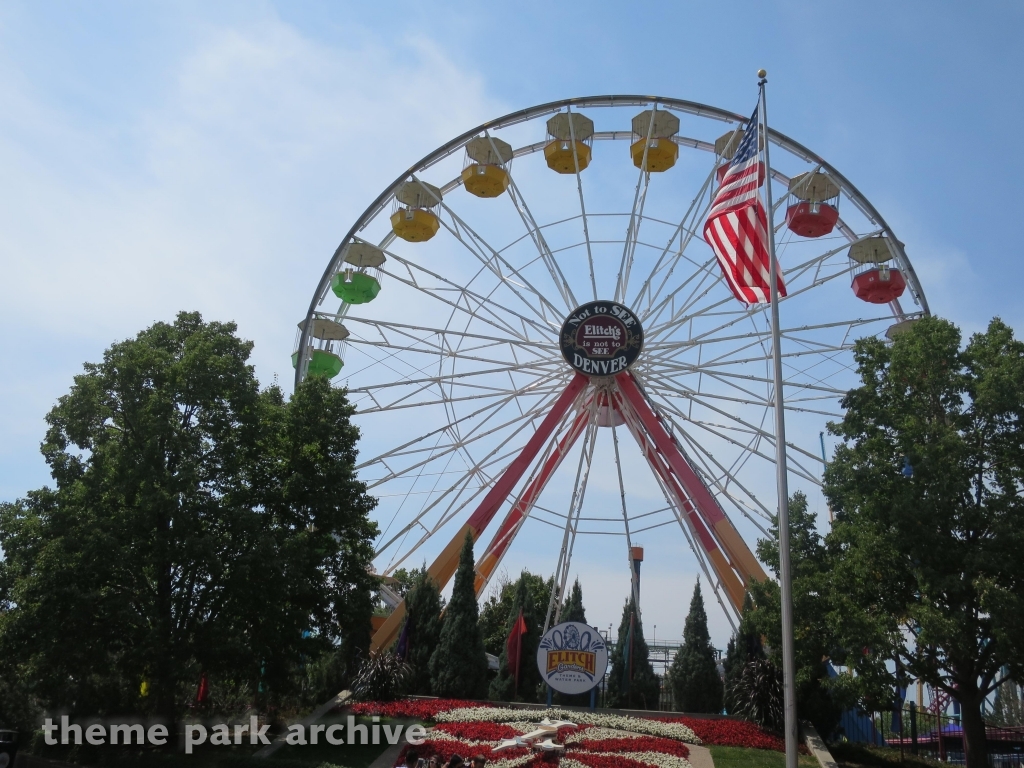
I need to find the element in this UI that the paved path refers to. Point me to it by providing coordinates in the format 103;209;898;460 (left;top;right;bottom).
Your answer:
367;741;406;768
686;744;714;768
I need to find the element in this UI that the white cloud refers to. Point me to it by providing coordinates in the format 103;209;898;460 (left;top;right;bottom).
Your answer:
0;11;504;497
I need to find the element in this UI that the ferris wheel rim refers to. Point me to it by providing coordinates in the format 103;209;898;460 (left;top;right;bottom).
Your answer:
295;94;932;636
296;93;929;388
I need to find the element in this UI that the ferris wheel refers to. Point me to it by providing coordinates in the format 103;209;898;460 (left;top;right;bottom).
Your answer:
293;96;929;654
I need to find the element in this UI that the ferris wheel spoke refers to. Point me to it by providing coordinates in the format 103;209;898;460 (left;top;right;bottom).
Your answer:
344;316;554;355
645;235;886;344
346;335;551;371
347;359;561;398
414;174;567;327
562;105;599;302
357;378;566;478
653;374;841;419
631;162;718;316
610;414;641;609
639;373;824;481
645;361;848;404
667;422;775;532
379;382;588;574
645;315;884;356
647;356;848;396
380;250;555;342
356;380;568;416
614;127;656;305
501;158;578;310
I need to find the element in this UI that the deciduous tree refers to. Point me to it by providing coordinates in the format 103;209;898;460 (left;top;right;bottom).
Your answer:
822;316;1024;768
0;312;378;723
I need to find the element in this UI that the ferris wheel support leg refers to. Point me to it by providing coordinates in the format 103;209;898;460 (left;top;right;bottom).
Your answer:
474;400;593;597
369;372;589;655
613;389;747;611
615;371;767;588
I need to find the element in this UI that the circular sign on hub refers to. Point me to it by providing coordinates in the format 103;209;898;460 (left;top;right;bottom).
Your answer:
560;300;644;377
537;621;608;695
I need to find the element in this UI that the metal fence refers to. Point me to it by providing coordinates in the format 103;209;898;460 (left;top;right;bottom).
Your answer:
862;704;1024;766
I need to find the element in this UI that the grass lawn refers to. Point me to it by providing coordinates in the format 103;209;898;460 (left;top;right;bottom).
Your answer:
827;742;945;768
708;746;818;768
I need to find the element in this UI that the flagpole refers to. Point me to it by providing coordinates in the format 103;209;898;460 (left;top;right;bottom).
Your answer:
758;68;799;768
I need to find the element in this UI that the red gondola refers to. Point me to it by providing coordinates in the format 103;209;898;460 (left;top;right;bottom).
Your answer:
849;237;907;304
785;171;840;238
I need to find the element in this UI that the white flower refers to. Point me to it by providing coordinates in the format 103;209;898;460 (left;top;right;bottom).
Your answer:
433;708;700;745
616;750;693;768
565;728;644;744
486;755;535;768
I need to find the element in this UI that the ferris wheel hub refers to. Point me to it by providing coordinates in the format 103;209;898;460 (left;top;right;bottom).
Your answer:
559;300;645;378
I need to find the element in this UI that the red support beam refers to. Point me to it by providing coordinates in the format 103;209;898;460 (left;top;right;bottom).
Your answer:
615;371;766;589
370;372;589;654
474;399;593;595
612;388;747;610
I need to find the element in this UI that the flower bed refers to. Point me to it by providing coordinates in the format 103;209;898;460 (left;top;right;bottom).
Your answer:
658;717;785;752
358;698;789;768
434;708;699;745
434;722;527;742
349;699;490;720
568;737;689;759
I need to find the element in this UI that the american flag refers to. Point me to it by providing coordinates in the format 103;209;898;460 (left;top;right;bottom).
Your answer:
703;109;786;303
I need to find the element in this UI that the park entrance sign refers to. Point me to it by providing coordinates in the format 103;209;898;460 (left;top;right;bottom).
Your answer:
559;300;644;377
536;621;608;695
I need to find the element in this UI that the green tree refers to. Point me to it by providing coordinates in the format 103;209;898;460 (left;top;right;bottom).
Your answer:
489;572;543;702
822;316;1024;768
722;594;764;714
552;578;591;706
402;568;444;695
668;581;723;713
990;677;1024;727
746;491;842;737
560;579;587;623
0;312;378;724
606;597;660;709
478;570;552;657
429;533;489;698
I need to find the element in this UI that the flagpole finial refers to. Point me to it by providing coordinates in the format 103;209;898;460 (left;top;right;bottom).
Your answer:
757;69;767;79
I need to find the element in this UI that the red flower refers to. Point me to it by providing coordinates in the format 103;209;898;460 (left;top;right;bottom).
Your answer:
349;699;491;721
656;717;785;752
434;722;522;741
570;737;689;759
569;752;670;768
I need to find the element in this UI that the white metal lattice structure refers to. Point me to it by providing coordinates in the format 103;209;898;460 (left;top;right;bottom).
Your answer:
294;96;929;651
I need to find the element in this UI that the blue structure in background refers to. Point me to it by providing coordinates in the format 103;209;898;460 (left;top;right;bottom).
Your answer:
828;662;887;745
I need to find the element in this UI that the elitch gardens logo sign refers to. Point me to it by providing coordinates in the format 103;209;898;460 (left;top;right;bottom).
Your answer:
536;622;609;695
560;300;644;377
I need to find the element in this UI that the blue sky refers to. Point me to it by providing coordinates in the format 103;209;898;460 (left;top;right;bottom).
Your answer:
1;1;1021;647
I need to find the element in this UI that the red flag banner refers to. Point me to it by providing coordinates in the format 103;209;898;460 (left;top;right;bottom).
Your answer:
506;608;528;692
703;109;786;304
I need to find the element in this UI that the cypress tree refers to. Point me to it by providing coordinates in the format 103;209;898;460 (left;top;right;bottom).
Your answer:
553;578;590;706
606;596;660;709
723;593;763;714
488;572;542;702
560;579;587;623
403;567;444;695
429;533;489;698
668;580;724;713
